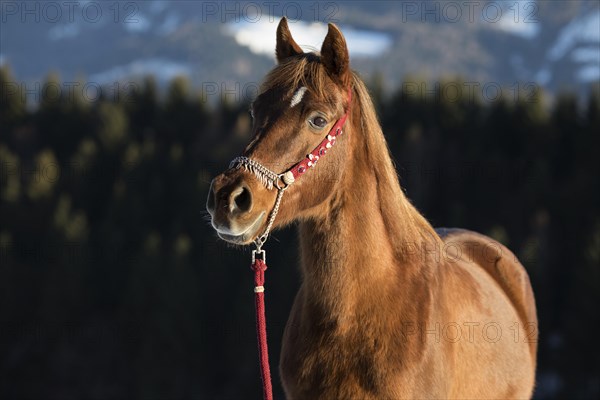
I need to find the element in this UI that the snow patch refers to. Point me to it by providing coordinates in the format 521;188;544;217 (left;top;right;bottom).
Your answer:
571;47;600;63
492;0;540;39
577;65;600;82
89;58;191;84
225;18;392;58
548;10;600;61
124;12;151;33
48;24;80;41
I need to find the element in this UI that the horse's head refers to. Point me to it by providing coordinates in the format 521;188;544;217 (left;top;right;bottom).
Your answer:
206;17;353;245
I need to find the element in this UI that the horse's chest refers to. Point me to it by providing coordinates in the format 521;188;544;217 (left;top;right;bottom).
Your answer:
280;307;389;397
281;335;377;398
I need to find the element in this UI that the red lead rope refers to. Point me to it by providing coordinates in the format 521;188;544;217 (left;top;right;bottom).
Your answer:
251;258;273;400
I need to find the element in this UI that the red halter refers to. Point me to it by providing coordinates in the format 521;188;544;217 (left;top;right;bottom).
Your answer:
231;87;352;189
229;87;352;400
283;88;352;182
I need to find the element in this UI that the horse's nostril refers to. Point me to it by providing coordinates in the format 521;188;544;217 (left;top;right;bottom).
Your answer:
232;186;252;213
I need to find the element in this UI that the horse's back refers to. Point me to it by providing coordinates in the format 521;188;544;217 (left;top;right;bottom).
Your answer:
435;228;538;397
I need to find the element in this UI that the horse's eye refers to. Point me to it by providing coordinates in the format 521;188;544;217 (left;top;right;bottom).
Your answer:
309;116;328;129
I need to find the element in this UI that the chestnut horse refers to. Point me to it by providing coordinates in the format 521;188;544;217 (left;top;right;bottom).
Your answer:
206;18;538;399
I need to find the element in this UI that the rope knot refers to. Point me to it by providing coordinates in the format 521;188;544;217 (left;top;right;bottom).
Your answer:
251;258;267;288
251;259;267;273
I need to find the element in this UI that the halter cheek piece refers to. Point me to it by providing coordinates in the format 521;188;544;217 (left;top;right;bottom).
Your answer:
228;87;352;253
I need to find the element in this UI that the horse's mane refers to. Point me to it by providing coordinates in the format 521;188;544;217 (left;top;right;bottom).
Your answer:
350;73;441;258
262;53;441;257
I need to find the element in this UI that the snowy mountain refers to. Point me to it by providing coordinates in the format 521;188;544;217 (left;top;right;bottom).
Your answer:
0;0;598;99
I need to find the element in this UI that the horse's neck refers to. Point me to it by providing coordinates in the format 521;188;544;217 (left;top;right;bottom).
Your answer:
298;104;440;324
297;186;397;323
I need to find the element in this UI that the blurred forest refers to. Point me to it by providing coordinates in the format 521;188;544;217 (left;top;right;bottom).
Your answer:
1;65;599;399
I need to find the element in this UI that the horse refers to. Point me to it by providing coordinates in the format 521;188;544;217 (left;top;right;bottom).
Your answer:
206;17;538;399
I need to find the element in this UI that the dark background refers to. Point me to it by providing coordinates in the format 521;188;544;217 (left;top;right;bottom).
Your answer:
1;1;599;399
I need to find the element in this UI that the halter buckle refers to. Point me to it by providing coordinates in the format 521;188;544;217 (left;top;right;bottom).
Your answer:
252;249;266;264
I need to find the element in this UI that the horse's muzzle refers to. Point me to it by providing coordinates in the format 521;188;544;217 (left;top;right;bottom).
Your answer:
206;172;266;244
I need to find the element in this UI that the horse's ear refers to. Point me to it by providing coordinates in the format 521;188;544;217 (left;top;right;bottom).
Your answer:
320;23;350;86
276;17;303;63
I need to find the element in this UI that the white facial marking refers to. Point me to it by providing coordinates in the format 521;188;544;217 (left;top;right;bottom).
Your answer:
290;86;307;108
